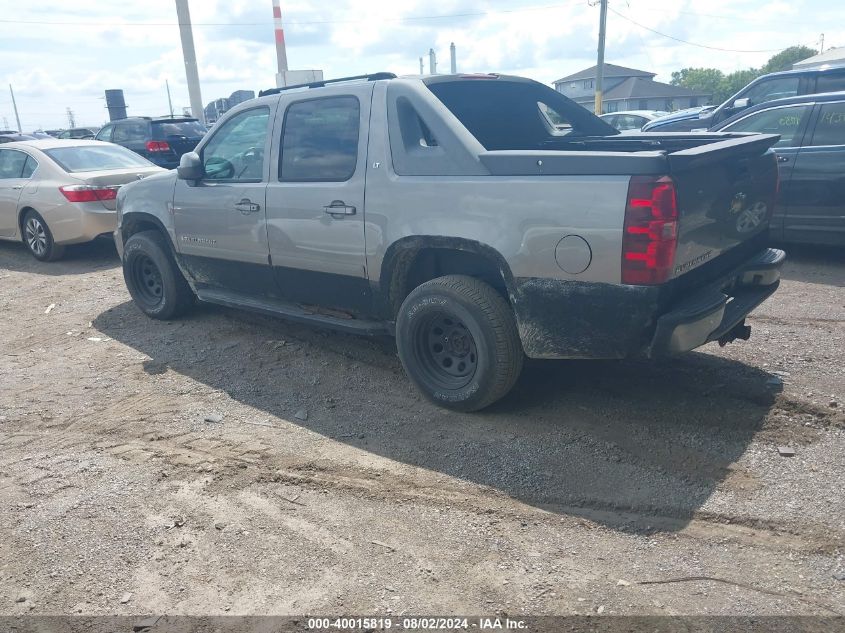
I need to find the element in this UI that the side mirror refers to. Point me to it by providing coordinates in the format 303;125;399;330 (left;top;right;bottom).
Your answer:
732;97;750;109
177;152;204;180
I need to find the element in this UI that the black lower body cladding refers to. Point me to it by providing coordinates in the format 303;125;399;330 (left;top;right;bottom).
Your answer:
512;279;660;359
511;247;785;360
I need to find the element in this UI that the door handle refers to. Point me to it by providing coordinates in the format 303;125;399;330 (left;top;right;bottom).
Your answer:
323;200;356;216
12;185;23;190
234;199;260;214
777;156;790;163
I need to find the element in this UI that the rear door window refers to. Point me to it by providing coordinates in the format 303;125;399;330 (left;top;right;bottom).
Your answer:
280;96;360;182
807;102;845;147
723;104;811;147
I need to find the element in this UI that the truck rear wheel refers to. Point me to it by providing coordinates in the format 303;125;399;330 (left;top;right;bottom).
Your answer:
123;230;194;320
396;275;523;412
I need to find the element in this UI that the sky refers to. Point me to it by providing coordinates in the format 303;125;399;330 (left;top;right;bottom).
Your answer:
1;0;843;130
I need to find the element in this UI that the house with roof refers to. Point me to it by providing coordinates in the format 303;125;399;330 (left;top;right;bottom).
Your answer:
553;63;710;113
792;47;845;70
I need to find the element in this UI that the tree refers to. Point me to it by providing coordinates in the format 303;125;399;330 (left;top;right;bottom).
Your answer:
760;46;817;74
718;69;760;102
668;45;820;106
670;67;724;99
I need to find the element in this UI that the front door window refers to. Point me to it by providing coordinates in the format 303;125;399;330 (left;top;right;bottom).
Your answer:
202;107;270;181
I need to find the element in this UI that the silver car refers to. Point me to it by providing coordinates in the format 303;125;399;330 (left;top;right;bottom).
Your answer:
0;139;163;260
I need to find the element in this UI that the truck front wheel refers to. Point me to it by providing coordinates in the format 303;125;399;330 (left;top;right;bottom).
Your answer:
123;230;194;320
396;275;524;412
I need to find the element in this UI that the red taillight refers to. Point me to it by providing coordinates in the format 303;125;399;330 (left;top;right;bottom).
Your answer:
59;185;119;203
621;175;678;285
145;140;170;152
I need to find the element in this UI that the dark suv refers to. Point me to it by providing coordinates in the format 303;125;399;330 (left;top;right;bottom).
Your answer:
643;65;845;132
96;117;206;169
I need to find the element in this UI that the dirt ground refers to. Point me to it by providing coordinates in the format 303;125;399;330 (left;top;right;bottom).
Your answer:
0;237;843;619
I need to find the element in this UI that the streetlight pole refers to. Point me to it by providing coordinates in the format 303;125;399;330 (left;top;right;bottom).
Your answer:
594;0;608;115
9;85;22;132
175;0;205;124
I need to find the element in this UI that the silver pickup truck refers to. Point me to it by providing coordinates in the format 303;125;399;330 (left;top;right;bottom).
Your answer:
115;72;784;411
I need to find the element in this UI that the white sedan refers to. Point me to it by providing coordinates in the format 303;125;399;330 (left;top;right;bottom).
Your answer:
0;139;164;261
599;110;669;133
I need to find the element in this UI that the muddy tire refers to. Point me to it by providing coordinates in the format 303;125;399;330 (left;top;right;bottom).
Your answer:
396;275;524;412
123;230;194;320
22;209;65;261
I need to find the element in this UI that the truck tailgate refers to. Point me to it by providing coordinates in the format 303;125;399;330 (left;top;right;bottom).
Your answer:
667;133;779;283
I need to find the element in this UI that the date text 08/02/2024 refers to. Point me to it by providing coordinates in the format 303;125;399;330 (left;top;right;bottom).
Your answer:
307;617;528;630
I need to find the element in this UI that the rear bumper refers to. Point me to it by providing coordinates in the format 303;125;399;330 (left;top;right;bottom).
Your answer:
511;247;784;360
647;247;785;356
49;205;117;245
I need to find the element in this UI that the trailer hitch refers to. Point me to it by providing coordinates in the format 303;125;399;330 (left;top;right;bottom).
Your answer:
718;320;752;347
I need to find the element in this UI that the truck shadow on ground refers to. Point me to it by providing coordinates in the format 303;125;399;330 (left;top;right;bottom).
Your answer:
95;300;781;534
0;238;118;275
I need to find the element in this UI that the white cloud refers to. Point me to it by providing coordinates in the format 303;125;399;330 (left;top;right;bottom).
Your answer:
0;0;843;128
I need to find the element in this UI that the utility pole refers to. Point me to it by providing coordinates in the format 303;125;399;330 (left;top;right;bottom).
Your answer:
9;85;22;132
594;0;608;115
66;107;75;128
429;48;437;74
819;33;825;53
175;0;205;124
419;57;424;75
450;42;457;74
166;80;174;117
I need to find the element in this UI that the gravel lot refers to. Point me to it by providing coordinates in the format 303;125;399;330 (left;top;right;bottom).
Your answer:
0;238;843;618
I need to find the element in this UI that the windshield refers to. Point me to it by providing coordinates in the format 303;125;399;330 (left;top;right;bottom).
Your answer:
45;144;155;172
153;120;207;139
426;78;618;150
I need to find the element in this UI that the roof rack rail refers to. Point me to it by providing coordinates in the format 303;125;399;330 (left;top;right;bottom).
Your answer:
258;72;397;97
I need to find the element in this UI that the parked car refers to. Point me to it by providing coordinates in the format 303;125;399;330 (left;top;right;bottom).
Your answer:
57;128;97;139
599;110;668;132
96;116;206;169
43;129;64;138
639;105;716;132
115;72;783;411
711;91;845;245
0;139;164;261
643;65;845;132
29;131;54;139
0;133;39;144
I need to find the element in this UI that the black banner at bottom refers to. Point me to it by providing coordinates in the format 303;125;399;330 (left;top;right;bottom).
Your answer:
0;616;843;633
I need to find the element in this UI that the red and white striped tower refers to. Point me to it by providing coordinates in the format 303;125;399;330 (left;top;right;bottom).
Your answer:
273;0;289;86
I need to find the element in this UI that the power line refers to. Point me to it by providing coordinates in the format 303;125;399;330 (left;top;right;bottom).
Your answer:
0;3;586;28
607;6;789;53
